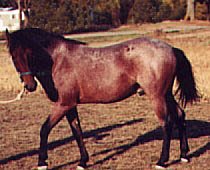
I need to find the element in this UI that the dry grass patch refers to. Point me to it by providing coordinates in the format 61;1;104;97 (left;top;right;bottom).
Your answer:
168;35;210;99
0;45;21;93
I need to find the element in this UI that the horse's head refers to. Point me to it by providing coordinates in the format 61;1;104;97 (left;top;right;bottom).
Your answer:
6;29;37;92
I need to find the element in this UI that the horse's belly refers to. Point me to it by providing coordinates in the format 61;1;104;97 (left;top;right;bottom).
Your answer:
79;82;139;104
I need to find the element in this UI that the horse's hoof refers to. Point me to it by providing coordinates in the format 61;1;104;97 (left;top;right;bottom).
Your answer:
180;157;190;163
155;165;166;169
37;166;48;170
76;165;85;170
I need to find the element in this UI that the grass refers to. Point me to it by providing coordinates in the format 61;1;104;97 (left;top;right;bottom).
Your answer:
74;33;140;46
0;21;210;170
171;36;210;99
0;32;6;41
0;44;22;93
0;43;7;52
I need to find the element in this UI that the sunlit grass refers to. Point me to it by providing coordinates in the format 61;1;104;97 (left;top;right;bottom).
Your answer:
0;43;7;52
72;33;141;47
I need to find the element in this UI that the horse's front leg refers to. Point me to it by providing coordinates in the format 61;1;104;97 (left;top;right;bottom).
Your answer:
38;105;69;170
66;107;89;170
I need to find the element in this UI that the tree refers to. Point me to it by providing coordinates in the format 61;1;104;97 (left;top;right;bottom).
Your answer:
89;0;120;26
166;0;186;20
119;0;135;24
205;0;209;20
185;0;210;21
30;0;66;33
16;0;30;29
129;0;172;23
197;0;210;20
17;0;22;29
185;0;195;21
0;0;16;7
30;0;93;33
22;0;30;28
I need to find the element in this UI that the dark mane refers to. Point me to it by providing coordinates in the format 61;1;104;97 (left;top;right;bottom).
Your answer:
9;28;87;49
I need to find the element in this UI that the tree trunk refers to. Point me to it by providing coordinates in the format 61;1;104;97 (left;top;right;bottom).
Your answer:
18;0;23;29
111;2;121;27
207;1;210;21
119;0;135;24
23;0;30;28
185;0;195;21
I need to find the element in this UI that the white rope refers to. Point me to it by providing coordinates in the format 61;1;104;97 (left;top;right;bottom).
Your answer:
76;166;85;170
37;166;48;170
0;87;25;104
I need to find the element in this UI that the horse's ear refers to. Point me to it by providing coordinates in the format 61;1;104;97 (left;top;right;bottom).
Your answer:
5;29;10;42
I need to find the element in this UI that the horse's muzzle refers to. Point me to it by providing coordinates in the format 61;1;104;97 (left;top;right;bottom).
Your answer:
24;80;37;92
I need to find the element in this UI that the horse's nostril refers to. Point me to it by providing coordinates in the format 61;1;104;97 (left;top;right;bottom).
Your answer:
24;81;37;92
24;84;31;91
24;84;28;89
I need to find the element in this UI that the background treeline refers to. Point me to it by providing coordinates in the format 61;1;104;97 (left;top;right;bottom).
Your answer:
1;0;209;33
29;0;187;33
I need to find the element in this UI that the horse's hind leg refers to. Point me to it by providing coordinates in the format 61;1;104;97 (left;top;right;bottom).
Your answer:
165;95;190;162
152;96;173;169
175;105;190;162
66;107;89;169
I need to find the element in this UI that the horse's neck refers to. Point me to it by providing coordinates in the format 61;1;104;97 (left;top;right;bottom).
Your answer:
34;54;58;102
36;75;58;102
33;41;80;102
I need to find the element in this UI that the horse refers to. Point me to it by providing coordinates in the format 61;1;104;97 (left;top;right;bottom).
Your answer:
5;28;199;170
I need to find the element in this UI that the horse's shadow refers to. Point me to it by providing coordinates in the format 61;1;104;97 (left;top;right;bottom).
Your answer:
0;119;209;169
85;119;210;168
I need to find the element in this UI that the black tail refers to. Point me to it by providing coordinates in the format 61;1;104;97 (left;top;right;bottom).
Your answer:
173;47;200;107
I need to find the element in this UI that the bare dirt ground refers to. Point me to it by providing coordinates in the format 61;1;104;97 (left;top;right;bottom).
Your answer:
0;21;210;170
0;93;209;170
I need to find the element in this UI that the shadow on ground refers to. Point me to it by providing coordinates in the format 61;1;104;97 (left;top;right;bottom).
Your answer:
0;119;209;169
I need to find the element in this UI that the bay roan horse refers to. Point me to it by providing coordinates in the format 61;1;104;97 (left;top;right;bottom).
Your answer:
6;28;199;170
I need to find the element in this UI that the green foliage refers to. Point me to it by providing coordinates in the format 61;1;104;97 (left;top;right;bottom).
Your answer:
92;0;120;25
157;2;173;21
119;0;135;24
168;0;186;20
0;0;7;7
29;0;209;34
129;0;172;23
196;2;209;20
30;0;121;33
0;0;16;8
0;0;10;7
30;0;92;33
